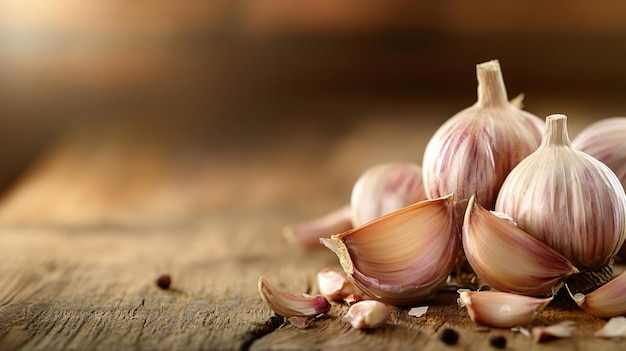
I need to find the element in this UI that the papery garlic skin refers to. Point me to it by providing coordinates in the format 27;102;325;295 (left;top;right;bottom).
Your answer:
569;269;626;318
258;276;331;318
463;195;578;296
496;114;626;278
458;291;552;328
350;162;426;227
342;300;391;329
321;194;458;306
422;60;543;210
573;117;626;191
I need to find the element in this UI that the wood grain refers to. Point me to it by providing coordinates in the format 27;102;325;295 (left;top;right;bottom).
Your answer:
0;113;624;350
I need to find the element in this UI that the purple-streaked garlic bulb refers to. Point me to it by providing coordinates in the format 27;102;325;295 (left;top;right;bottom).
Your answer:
422;60;543;211
350;161;426;226
496;114;626;291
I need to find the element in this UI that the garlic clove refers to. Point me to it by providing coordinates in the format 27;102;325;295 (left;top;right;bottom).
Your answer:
350;162;426;227
496;114;626;291
258;276;331;318
572;117;626;191
458;290;552;328
316;268;356;301
422;60;543;211
568;269;626;318
342;300;391;329
463;195;578;296
531;320;576;342
283;205;352;249
321;194;458;306
594;317;626;338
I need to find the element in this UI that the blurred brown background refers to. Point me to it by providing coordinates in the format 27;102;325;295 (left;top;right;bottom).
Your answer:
2;0;626;195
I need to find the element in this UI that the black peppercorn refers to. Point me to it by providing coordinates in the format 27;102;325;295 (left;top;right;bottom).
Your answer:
489;335;506;349
439;328;459;345
156;274;172;289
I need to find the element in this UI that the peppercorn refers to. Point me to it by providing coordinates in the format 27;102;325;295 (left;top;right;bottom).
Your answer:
156;274;171;289
489;335;506;349
439;328;459;345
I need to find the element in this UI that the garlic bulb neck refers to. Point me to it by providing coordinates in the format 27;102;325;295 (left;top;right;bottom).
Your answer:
476;60;509;107
542;114;572;148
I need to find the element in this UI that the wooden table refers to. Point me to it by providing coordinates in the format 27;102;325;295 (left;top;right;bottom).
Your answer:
0;98;624;350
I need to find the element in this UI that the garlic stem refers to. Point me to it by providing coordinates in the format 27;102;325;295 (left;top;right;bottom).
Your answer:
476;60;509;107
541;114;572;147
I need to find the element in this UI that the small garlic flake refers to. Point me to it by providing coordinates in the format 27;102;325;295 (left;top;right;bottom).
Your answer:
595;317;626;338
316;268;355;301
287;316;315;329
408;306;429;317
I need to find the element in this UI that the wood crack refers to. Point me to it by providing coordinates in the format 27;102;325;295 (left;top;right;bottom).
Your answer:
238;314;284;351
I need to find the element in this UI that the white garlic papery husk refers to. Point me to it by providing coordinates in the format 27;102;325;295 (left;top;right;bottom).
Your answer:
496;114;626;292
572;117;626;191
351;161;427;227
321;194;458;306
422;60;543;212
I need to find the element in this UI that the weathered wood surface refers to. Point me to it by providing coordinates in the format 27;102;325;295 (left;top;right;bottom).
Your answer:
0;113;624;350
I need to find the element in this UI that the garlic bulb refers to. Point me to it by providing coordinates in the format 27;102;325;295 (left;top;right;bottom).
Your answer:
495;114;626;290
283;161;426;249
573;117;626;191
422;60;543;211
351;161;426;226
321;194;458;306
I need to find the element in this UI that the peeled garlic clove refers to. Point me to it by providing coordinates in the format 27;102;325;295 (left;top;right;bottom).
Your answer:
321;194;458;306
463;195;578;296
531;320;576;342
316;268;355;301
458;290;552;328
496;114;626;290
342;300;390;329
573;117;626;191
568;269;626;318
422;60;543;211
350;162;426;227
282;205;352;249
258;276;331;318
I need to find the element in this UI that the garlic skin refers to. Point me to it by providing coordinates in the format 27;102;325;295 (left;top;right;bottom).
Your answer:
342;300;391;329
568;269;626;318
495;114;626;285
463;195;578;296
573;117;626;191
458;290;552;328
351;162;426;226
422;60;543;210
258;276;331;318
321;194;458;306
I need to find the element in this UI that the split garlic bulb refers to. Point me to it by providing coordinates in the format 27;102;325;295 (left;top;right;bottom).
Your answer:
572;117;626;191
422;60;543;210
351;162;426;226
495;114;626;288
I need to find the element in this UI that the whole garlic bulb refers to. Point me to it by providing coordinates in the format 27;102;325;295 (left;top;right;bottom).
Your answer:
572;117;626;192
351;162;426;226
422;60;543;210
495;114;626;283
